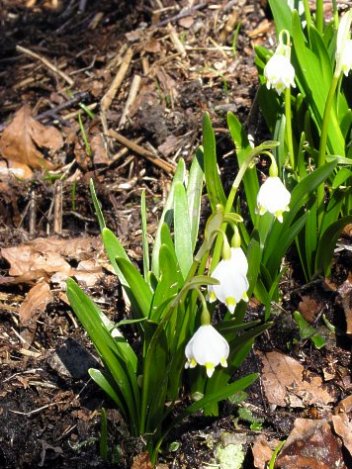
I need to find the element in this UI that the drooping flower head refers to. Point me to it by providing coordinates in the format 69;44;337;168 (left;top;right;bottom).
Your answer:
335;9;352;77
264;30;295;95
256;176;291;223
208;247;249;314
185;325;230;378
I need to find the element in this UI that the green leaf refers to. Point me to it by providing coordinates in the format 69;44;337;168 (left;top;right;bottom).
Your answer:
315;215;352;275
227;112;260;222
185;374;258;414
140;189;150;281
268;0;293;35
102;227;130;283
293;311;326;349
90;179;106;231
203;112;227;211
150;244;181;321
332;168;352;189
291;14;345;155
116;258;152;318
187;149;204;251
141;327;169;435
89;368;125;412
67;278;140;434
152;159;186;277
174;181;194;279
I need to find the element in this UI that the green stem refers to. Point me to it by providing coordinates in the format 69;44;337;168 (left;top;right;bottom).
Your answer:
284;87;295;169
302;0;312;29
315;0;324;33
210;150;261;271
317;74;339;226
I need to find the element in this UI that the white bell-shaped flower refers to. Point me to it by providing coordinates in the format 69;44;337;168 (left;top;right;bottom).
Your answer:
335;9;352;77
264;53;295;95
256;176;291;223
185;325;230;378
208;247;249;314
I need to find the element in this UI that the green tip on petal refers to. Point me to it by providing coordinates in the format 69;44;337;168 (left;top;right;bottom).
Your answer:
275;211;284;223
205;363;215;378
208;291;217;303
220;358;228;367
225;297;236;313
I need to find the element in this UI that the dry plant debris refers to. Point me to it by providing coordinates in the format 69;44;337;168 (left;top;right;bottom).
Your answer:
259;351;334;408
0;105;63;178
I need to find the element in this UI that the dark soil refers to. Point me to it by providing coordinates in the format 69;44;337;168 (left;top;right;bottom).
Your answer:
0;1;351;468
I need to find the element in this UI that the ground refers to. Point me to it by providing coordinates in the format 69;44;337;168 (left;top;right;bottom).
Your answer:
0;1;352;468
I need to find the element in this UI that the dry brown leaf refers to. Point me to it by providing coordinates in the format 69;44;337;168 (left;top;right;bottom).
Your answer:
1;236;103;285
90;133;109;165
0;105;63;175
1;245;71;278
276;419;346;469
131;452;153;469
298;295;322;323
260;351;334;408
252;435;279;469
19;281;52;325
335;395;352;414
332;413;352;457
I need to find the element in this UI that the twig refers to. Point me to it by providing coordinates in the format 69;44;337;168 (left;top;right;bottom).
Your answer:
29;190;36;236
53;181;63;234
10;401;67;417
16;45;74;86
107;129;175;174
118;74;142;128
167;23;187;57
156;2;208;27
100;47;134;112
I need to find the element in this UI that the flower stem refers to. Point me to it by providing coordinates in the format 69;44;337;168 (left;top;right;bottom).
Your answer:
302;0;312;29
316;74;339;226
284;87;295;169
315;0;324;33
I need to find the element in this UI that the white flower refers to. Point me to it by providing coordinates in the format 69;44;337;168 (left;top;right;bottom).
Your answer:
256;176;291;223
264;53;296;95
185;325;230;378
335;9;352;77
208;247;249;314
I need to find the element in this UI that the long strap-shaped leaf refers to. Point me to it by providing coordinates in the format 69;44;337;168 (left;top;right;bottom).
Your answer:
66;278;140;434
203;112;227;211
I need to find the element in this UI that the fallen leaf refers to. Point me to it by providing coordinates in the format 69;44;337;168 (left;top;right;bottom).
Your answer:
252;435;279;469
131;452;153;469
0;105;63;175
1;245;71;278
19;281;52;325
298;295;322;323
335;395;352;414
1;236;103;285
260;351;334;408
90;133;109;165
332;413;352;457
276;419;346;469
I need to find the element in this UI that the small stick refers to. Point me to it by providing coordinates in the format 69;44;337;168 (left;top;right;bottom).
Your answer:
118;74;142;128
157;2;207;27
29;190;36;236
10;401;67;417
53;181;63;234
100;47;134;112
62;102;97;121
107;129;175;174
167;23;187;57
16;45;74;86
